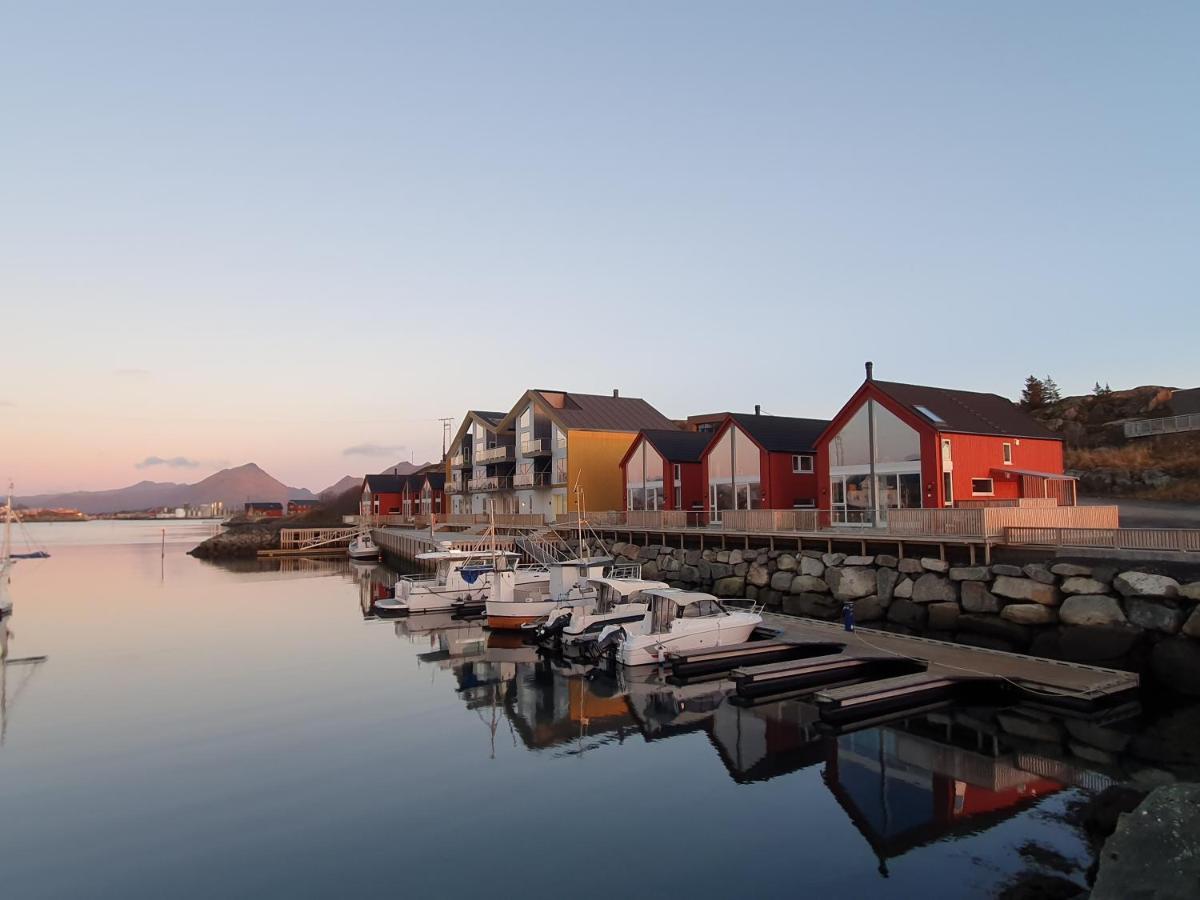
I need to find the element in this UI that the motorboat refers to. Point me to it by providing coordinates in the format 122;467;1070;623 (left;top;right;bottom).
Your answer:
377;547;548;616
536;576;668;647
348;529;380;560
484;556;642;631
592;589;763;667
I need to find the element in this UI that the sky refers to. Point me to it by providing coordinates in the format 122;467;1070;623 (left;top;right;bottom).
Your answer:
3;1;1198;494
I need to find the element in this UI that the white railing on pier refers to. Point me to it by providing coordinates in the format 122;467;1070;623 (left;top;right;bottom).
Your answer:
1123;413;1200;438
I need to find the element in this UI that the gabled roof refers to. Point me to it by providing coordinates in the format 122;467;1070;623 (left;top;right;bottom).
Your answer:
448;410;513;451
363;474;411;493
873;380;1060;440
423;472;446;490
725;413;831;453
499;389;676;433
638;429;711;463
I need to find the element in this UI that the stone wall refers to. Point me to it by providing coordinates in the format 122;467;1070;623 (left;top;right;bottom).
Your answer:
606;539;1200;696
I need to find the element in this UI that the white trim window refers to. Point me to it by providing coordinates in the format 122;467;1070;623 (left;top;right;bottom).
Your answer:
971;477;995;496
1002;442;1013;465
792;454;814;474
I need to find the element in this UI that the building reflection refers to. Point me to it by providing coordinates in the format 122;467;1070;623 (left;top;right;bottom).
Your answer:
393;614;1096;872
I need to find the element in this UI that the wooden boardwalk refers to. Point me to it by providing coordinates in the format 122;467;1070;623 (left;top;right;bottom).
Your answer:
759;612;1139;707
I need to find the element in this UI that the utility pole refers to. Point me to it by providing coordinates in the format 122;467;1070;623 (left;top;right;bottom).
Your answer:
437;417;454;461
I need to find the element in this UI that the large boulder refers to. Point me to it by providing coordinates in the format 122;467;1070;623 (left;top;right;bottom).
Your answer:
991;564;1023;576
1182;605;1200;639
852;595;885;622
898;558;924;574
911;573;958;604
712;576;746;598
1061;576;1109;595
1022;563;1056;585
1050;562;1091;577
1179;582;1200;602
892;577;913;599
875;554;898;568
769;571;794;592
927;602;960;631
821;552;845;567
1001;603;1058;625
1091;785;1200;900
876;567;899;603
1150;638;1200;695
827;566;877;600
949;566;990;582
1059;595;1127;627
843;554;874;566
1114;571;1180;599
789;575;828;594
960;581;1000;613
784;592;840;620
776;553;797;572
920;557;949;573
1125;598;1185;634
799;556;825;577
886;598;927;628
746;563;770;587
992;575;1060;606
679;564;701;584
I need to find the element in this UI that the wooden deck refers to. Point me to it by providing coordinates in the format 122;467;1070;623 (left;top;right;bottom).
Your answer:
759;612;1139;706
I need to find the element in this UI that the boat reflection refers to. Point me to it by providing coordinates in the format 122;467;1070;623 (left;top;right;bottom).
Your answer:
389;613;1119;873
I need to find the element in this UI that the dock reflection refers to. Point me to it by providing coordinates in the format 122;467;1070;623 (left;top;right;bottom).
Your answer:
390;612;1115;870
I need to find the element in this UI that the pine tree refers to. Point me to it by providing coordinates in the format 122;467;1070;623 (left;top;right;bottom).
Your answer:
1042;375;1061;404
1021;376;1046;410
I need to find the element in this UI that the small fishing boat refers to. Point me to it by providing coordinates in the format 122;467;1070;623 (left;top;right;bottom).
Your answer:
536;576;668;647
592;589;763;667
377;547;549;616
485;555;645;631
347;528;380;560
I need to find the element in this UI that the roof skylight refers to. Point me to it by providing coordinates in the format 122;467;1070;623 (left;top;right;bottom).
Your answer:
914;405;946;424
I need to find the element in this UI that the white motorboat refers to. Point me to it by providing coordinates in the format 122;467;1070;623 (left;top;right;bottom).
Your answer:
378;548;548;616
537;576;668;646
347;530;380;560
593;589;763;667
485;556;643;631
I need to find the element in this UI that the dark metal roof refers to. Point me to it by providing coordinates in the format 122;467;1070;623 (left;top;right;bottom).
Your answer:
873;380;1061;440
1171;387;1200;416
502;390;676;433
363;474;412;493
474;411;507;426
727;413;831;453
423;472;446;490
640;429;711;463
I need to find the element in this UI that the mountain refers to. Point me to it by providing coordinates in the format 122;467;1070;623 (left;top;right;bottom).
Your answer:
383;460;431;475
319;475;362;498
17;463;317;514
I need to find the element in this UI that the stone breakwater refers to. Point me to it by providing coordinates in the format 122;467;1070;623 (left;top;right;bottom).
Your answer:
189;525;278;559
607;540;1200;696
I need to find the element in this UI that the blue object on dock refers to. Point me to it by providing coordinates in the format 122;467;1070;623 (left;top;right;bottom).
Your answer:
842;602;855;632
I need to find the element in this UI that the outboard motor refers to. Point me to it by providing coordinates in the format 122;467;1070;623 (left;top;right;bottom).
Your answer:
535;609;571;644
591;625;626;671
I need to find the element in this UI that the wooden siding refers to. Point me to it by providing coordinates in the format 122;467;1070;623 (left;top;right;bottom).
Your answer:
944;433;1064;505
566;429;639;513
765;450;819;509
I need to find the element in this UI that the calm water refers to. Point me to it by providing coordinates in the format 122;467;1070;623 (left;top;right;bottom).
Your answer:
1;522;1100;898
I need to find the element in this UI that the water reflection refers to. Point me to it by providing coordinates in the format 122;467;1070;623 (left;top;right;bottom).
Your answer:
388;611;1130;875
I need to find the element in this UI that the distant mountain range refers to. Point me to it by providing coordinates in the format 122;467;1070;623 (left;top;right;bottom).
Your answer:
18;463;320;514
319;475;363;498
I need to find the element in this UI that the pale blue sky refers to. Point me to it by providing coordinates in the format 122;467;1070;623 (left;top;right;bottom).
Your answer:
3;2;1198;492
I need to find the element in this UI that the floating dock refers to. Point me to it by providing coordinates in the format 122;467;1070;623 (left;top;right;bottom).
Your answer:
664;612;1139;724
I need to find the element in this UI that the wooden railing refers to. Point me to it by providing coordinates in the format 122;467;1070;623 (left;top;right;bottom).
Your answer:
980;505;1118;537
1005;527;1200;554
886;508;987;537
279;528;357;550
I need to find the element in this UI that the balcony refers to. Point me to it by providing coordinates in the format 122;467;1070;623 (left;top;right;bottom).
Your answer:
467;475;513;492
451;452;471;468
447;480;465;494
513;471;550;488
521;438;551;457
552;466;568;485
476;445;513;464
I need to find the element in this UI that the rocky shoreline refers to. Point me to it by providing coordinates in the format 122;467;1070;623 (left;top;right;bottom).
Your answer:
188;524;279;559
606;539;1200;696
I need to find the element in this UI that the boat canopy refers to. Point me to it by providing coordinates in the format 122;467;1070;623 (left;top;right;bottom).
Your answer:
585;577;666;596
643;589;727;633
641;589;719;607
414;549;521;561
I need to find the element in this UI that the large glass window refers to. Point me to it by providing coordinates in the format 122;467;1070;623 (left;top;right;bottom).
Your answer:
828;402;920;468
708;425;760;510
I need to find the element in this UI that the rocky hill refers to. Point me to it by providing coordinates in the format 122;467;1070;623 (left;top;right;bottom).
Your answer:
18;463;317;514
1029;385;1200;500
319;475;362;498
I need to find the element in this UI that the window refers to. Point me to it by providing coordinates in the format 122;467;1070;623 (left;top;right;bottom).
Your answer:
971;478;995;496
915;405;945;424
674;486;681;508
792;454;814;474
673;464;681;482
519;407;531;427
1002;442;1013;465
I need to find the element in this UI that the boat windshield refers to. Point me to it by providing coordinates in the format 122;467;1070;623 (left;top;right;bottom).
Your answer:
680;598;725;618
436;560;453;583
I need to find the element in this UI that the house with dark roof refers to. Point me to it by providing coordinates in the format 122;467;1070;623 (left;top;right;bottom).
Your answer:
700;408;832;517
286;498;320;516
449;389;675;521
359;473;411;518
814;364;1071;520
619;429;710;511
445;410;513;516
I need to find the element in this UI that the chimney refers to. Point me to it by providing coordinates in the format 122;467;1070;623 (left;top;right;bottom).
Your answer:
754;404;761;416
865;361;874;381
612;389;619;398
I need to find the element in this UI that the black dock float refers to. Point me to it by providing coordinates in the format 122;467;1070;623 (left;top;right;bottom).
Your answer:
733;654;924;700
814;674;1009;725
667;640;845;681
